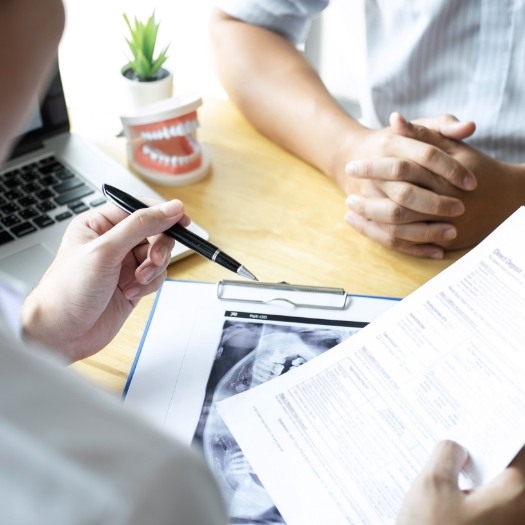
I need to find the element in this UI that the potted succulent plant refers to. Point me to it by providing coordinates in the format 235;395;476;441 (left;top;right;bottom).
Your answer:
121;11;173;111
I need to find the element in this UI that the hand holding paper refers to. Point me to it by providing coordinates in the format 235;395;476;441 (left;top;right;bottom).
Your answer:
398;440;525;525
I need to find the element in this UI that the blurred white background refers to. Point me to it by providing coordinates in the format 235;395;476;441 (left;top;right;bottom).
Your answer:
59;0;363;135
59;0;221;135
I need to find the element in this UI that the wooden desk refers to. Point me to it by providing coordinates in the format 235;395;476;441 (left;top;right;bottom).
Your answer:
71;97;465;393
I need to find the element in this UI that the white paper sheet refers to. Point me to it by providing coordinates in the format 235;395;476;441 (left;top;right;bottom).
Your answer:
218;207;525;525
123;279;398;523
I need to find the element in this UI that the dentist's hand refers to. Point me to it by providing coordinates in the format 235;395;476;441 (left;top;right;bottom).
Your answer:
22;199;190;362
397;440;525;525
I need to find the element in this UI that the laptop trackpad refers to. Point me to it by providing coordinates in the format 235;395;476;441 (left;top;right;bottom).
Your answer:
0;244;55;292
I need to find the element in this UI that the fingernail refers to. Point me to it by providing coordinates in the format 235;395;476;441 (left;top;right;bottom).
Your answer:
344;212;356;226
443;227;457;240
160;200;183;217
392;111;407;123
451;202;465;216
463;175;477;190
158;245;170;263
345;162;359;175
428;249;445;260
140;266;157;283
346;194;360;208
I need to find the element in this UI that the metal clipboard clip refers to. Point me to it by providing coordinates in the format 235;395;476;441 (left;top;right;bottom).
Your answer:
216;280;351;310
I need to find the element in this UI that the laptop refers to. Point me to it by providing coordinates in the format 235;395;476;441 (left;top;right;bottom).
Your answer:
0;61;208;292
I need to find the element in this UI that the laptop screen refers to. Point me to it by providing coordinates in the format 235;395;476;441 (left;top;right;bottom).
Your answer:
9;62;69;159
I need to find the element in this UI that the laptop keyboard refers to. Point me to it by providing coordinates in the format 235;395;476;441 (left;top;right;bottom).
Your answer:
0;155;105;245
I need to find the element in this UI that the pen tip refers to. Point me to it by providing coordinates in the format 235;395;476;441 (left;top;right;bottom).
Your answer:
237;266;258;281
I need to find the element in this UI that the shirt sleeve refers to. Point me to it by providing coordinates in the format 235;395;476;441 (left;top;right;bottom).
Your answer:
0;335;228;525
214;0;330;45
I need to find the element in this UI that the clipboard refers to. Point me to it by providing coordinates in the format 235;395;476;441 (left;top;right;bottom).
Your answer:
124;278;399;432
122;278;399;524
216;280;351;309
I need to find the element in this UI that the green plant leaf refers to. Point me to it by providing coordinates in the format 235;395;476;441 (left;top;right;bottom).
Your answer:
122;10;170;80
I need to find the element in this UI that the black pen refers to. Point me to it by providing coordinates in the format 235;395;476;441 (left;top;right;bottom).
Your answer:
102;184;258;281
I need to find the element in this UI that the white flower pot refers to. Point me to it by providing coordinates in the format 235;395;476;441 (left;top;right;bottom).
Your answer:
120;67;173;113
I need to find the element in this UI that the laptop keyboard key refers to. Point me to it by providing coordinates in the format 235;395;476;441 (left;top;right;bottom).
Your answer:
90;197;106;207
1;214;20;227
39;161;64;175
40;175;57;187
19;208;39;220
33;215;55;228
53;177;83;194
5;189;23;201
36;200;56;212
18;196;37;208
11;222;37;237
20;170;39;182
4;178;21;189
70;202;89;214
35;189;55;201
54;184;94;205
1;203;19;215
55;168;75;181
56;211;73;221
22;182;41;194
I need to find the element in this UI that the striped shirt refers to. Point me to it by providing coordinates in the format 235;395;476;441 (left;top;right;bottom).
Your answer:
216;0;525;163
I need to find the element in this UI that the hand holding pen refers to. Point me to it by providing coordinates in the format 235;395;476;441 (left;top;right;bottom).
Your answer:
102;184;258;281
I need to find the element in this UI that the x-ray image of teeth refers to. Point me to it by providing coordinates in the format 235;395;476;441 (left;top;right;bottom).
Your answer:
192;321;358;524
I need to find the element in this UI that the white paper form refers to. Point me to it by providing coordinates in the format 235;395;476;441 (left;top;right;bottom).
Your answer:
218;207;525;525
123;279;398;524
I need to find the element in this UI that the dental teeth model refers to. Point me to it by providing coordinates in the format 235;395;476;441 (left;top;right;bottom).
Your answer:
120;95;210;186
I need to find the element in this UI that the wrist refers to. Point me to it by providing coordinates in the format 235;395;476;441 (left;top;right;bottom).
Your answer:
21;290;69;358
329;122;372;194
